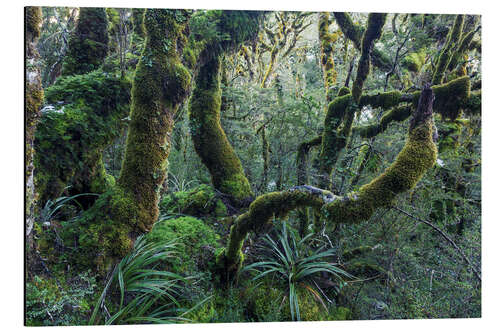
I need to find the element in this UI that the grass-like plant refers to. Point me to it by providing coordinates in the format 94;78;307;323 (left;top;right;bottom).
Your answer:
39;187;98;224
243;223;353;321
89;235;196;325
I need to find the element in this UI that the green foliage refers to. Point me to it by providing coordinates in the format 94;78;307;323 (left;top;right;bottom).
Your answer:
243;223;353;321
146;216;220;274
34;70;130;205
89;235;190;325
26;272;97;326
62;7;109;76
401;50;426;72
160;184;227;218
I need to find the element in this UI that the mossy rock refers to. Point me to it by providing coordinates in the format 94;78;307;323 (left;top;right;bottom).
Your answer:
159;184;227;218
146;216;220;274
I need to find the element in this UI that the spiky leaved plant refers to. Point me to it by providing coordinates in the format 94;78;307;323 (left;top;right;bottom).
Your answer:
243;223;353;321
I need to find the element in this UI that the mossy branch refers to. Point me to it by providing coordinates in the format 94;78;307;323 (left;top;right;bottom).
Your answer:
324;86;437;224
316;13;387;188
319;12;341;102
431;15;464;85
219;85;437;281
333;12;392;72
219;185;340;275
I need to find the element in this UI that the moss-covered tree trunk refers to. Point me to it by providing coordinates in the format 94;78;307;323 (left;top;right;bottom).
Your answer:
118;9;192;231
25;6;43;267
318;12;340;103
34;7;114;209
317;13;387;190
189;49;253;206
69;9;192;273
61;7;109;76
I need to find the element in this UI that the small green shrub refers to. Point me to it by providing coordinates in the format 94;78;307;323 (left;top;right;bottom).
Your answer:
146;216;220;274
25;271;97;326
243;223;353;321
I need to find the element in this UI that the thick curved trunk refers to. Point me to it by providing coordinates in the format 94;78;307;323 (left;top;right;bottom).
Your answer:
189;51;254;205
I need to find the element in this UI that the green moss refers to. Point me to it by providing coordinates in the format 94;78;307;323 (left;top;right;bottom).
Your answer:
118;9;192;232
352;13;387;103
333;12;392;72
360;90;402;109
337;86;351;97
188;51;253;204
34;70;130;206
25;7;42;38
319;12;340;103
326;116;437;225
131;8;146;37
145;216;219;274
62;8;109;76
432;15;464;85
59;186;138;273
355;105;412;138
428;75;470;120
319;94;353;174
222;187;336;278
160;184;227;217
402;51;426;72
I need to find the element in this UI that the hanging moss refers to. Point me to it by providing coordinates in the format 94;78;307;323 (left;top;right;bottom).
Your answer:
431;15;464;85
159;184;227;218
34;70;131;206
324;87;437;225
61;8;109;76
189;50;253;204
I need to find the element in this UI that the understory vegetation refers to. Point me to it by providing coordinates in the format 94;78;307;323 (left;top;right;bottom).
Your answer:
25;7;481;325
